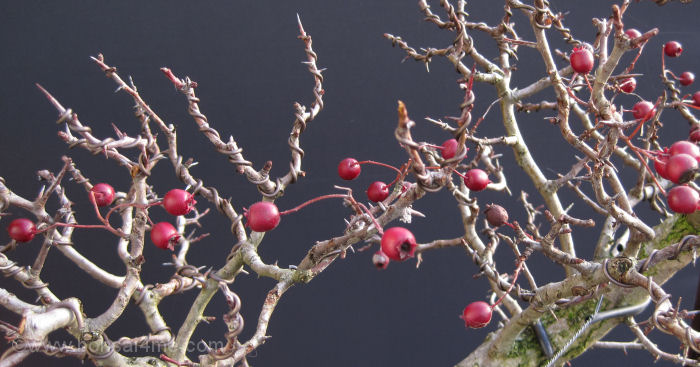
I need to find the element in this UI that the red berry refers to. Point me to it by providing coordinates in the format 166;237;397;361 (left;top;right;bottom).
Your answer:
245;202;281;232
463;169;490;192
367;181;390;203
163;189;196;216
7;218;36;243
690;126;700;143
569;47;594;74
679;72;695;86
667;185;699;214
338;158;361;180
380;227;417;262
460;301;493;329
625;29;642;39
631;101;655;121
664;41;683;58
90;183;115;207
484;204;509;227
665;153;698;184
694;91;700;107
669;141;700;161
151;222;180;250
372;250;390;270
654;156;671;180
619;77;636;94
440;139;460;159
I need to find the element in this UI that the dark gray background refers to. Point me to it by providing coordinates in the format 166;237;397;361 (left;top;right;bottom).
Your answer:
1;1;698;366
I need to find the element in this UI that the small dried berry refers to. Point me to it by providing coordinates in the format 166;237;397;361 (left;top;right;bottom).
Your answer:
372;250;390;270
484;204;509;227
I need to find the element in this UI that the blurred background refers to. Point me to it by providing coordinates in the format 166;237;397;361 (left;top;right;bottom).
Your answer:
1;1;699;366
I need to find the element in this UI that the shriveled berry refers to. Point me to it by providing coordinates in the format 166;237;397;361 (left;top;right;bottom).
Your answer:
163;189;196;216
460;301;492;329
625;29;642;39
632;101;655;121
245;202;281;232
338;158;361;180
669;141;700;161
151;222;180;250
7;218;36;243
619;77;636;94
441;139;460;159
90;183;115;207
372;250;390;270
679;72;695;86
664;41;683;58
667;186;699;214
380;227;417;262
665;153;698;184
484;204;509;227
569;47;594;74
367;181;390;203
463;169;490;192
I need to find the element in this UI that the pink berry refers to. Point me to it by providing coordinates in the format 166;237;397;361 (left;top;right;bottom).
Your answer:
372;250;390;270
367;181;390;203
654;156;671;180
151;222;180;250
667;185;699;214
460;301;493;329
664;41;683;58
619;77;636;94
245;202;281;232
625;29;642;39
693;91;700;107
7;218;36;243
679;72;695;86
380;227;417;262
338;158;361;180
440;139;460;159
631;101;655;121
163;189;196;216
669;141;700;161
569;47;594;74
463;169;490;192
690;126;700;142
665;153;698;184
90;183;115;207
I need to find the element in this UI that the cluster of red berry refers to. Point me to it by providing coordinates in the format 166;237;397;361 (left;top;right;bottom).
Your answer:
5;184;197;252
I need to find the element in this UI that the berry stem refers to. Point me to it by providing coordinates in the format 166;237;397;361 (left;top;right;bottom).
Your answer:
356;160;403;176
279;194;349;216
622;137;667;196
491;261;524;309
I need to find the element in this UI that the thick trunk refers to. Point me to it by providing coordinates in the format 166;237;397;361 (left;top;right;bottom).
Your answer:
456;213;699;367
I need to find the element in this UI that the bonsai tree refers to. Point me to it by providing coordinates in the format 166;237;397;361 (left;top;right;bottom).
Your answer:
0;1;699;366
